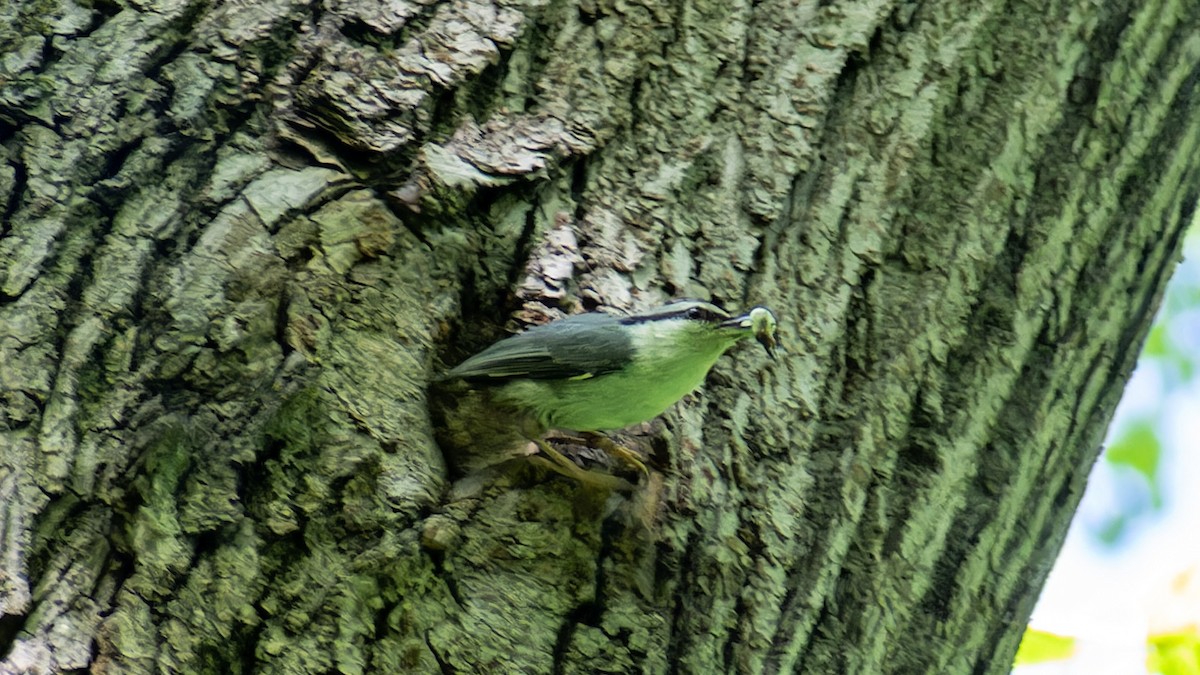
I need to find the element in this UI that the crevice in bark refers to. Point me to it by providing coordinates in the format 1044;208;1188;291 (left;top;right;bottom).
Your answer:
723;579;750;672
335;3;439;51
791;588;837;674
552;505;624;672
549;599;595;675
0;612;24;660
60;212;104;314
624;76;646;136
0;158;21;239
569;158;588;221
428;547;463;610
663;527;701;675
428;84;460;142
272;283;293;359
516;11;555;114
426;629;455;675
461;49;518;125
914;512;975;626
504;197;540;300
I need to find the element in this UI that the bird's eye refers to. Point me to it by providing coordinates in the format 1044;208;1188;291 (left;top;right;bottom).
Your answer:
686;307;705;320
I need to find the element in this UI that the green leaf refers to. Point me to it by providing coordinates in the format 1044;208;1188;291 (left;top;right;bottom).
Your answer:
1106;421;1163;507
1014;628;1076;666
1148;627;1200;675
1145;323;1169;358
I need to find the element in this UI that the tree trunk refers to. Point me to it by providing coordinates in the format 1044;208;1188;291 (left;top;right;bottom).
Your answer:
2;0;1197;673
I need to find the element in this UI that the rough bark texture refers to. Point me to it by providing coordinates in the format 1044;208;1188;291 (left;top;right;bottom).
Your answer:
2;0;1198;673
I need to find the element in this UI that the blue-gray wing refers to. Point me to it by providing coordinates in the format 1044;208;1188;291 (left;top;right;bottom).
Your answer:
444;313;632;381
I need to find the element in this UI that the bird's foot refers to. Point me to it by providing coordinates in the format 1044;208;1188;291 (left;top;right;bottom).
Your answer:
577;432;650;480
530;438;634;492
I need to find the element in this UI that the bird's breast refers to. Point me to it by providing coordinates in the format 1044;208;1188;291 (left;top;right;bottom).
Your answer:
534;349;726;431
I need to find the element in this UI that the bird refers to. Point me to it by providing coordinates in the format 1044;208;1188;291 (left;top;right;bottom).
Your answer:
430;299;778;489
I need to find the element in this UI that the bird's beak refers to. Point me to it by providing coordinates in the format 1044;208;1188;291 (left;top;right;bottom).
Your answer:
757;329;778;360
722;306;778;360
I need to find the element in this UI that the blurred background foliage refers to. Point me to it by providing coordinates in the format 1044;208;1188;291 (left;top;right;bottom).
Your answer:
1098;229;1200;547
1015;218;1200;674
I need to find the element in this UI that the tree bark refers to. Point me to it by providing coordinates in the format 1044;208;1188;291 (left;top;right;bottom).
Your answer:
2;0;1197;673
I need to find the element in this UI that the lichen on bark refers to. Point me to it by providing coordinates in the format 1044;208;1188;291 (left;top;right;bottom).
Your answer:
2;0;1199;673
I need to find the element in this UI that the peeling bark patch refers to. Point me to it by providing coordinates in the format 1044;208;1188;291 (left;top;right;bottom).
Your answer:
295;0;531;154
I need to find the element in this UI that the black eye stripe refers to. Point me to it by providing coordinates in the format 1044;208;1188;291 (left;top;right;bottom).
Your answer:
619;302;730;325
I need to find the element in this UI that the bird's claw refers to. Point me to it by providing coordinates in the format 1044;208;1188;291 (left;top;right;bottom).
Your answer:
530;438;634;492
582;432;651;480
